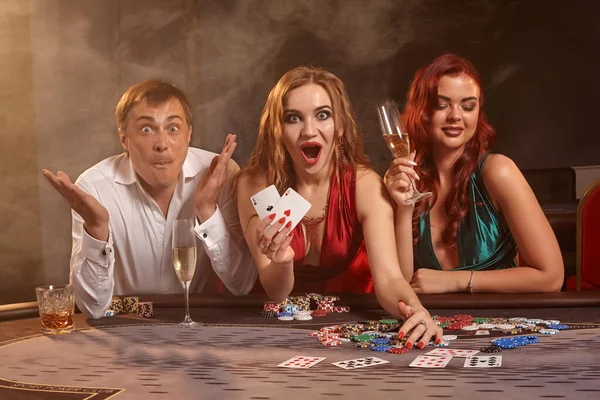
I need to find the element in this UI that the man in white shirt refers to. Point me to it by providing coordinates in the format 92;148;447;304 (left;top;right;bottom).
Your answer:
42;80;257;319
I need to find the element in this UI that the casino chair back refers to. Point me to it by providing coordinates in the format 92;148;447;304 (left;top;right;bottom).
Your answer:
567;178;600;290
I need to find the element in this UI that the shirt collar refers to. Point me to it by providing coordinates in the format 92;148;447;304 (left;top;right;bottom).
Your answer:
114;149;204;185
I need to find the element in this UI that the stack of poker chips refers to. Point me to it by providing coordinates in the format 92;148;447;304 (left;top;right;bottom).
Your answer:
136;302;154;318
261;301;281;318
261;293;351;320
105;298;124;317
123;296;140;313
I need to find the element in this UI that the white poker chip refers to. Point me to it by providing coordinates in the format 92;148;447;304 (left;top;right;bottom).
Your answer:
277;316;294;321
338;337;352;342
525;319;545;325
462;324;479;331
496;324;516;330
539;328;559;335
442;335;458;341
508;317;528;322
544;320;561;325
478;323;496;329
362;330;381;336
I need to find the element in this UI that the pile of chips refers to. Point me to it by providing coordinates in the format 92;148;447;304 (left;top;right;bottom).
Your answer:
104;296;154;318
433;315;566;335
262;293;351;320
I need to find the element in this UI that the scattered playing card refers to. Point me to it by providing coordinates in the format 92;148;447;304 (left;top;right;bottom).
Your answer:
409;355;452;368
270;188;311;231
425;348;479;357
250;185;281;220
463;355;502;368
475;330;490;336
332;356;390;370
277;355;326;369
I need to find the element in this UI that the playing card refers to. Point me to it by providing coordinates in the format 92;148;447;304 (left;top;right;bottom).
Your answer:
277;355;326;369
332;356;390;370
269;188;311;231
425;348;479;357
250;185;281;220
409;355;452;368
463;355;502;368
475;330;490;336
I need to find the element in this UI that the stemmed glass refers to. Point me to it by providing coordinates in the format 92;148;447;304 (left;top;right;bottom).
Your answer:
377;100;432;204
172;218;198;327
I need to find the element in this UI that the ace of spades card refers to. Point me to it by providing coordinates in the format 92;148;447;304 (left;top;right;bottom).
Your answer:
269;188;311;231
332;356;390;370
250;185;281;220
463;355;502;368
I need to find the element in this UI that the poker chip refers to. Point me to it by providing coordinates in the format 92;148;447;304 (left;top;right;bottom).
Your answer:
387;347;410;354
352;334;374;342
371;338;391;345
547;323;568;330
104;309;117;317
480;345;503;353
277;316;294;321
261;311;276;318
478;323;496;329
442;335;457;341
136;301;153;318
322;339;342;346
311;310;329;317
108;298;123;314
123;296;140;313
496;324;516;330
428;340;450;347
461;324;479;331
355;342;375;349
333;305;351;313
371;345;391;352
539;328;559;335
263;301;281;312
308;331;322;337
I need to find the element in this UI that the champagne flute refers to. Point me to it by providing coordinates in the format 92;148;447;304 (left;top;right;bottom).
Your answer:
172;218;198;327
377;100;432;205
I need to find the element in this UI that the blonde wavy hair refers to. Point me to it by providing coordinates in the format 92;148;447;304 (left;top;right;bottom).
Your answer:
240;65;370;193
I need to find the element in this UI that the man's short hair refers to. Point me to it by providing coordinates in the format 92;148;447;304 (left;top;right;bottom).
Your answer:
115;80;193;132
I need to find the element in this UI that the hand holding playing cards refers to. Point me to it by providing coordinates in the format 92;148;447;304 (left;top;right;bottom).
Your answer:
384;151;420;207
397;301;443;349
256;213;295;264
195;133;237;222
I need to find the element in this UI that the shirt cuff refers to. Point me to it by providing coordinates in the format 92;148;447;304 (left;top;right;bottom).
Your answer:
80;228;113;266
195;206;227;248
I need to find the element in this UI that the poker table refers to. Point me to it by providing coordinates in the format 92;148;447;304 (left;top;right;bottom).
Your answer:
1;292;600;400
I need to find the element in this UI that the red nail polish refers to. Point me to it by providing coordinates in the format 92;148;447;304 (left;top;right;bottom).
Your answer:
417;342;424;349
285;221;292;229
406;342;412;350
288;232;294;238
435;338;442;345
278;217;286;224
397;332;404;339
268;213;276;220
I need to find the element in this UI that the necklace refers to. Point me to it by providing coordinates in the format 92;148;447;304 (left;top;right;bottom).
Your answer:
301;201;329;244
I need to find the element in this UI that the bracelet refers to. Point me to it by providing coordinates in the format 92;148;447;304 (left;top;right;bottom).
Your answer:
468;270;474;294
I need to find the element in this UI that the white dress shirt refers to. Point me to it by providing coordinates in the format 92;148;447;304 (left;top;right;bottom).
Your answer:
69;148;257;319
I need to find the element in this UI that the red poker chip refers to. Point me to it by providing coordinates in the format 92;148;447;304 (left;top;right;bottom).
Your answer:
321;339;342;346
387;347;410;354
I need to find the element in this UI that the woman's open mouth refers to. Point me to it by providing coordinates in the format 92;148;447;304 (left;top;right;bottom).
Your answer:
300;142;322;165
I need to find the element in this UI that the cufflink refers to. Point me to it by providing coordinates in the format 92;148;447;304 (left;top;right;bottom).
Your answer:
102;248;113;256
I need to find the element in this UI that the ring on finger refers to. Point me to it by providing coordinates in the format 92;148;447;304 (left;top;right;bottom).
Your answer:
419;320;427;329
268;243;278;251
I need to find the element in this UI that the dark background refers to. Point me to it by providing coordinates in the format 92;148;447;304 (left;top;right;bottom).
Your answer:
1;0;597;304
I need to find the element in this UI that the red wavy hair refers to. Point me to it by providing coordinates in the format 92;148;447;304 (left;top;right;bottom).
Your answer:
404;53;496;248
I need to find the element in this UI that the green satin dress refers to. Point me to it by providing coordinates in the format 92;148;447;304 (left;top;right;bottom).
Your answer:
414;154;518;271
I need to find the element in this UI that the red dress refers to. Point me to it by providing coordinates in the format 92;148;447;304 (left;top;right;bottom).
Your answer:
288;166;374;293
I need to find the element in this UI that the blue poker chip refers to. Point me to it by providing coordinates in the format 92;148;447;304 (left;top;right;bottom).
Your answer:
371;345;392;352
371;338;391;345
276;312;293;317
547;324;568;330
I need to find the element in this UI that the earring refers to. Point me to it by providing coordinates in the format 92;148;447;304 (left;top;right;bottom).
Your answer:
338;139;347;166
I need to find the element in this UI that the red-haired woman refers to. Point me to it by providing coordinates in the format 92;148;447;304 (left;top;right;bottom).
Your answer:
385;53;564;294
237;66;442;347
